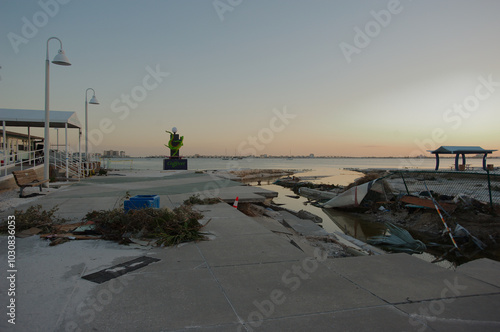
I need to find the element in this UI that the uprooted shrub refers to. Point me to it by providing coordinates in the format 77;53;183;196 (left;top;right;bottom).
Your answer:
182;194;221;206
0;205;66;233
84;203;206;246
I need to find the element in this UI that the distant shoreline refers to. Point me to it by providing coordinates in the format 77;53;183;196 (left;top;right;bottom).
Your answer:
139;156;500;159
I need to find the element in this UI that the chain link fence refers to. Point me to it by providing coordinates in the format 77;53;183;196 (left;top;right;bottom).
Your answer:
386;170;500;209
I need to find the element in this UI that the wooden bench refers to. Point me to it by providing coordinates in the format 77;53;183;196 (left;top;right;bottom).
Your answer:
12;169;49;198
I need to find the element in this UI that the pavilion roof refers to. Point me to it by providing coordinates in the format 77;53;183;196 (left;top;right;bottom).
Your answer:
429;146;497;154
0;108;82;129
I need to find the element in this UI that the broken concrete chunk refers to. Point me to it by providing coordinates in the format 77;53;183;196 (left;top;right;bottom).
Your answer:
297;209;322;223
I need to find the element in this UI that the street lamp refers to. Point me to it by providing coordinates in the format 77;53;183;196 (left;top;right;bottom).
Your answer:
85;88;100;166
44;37;71;184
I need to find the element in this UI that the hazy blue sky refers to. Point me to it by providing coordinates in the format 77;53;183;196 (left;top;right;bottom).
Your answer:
1;0;499;157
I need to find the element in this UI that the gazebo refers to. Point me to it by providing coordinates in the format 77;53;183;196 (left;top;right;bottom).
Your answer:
429;146;497;171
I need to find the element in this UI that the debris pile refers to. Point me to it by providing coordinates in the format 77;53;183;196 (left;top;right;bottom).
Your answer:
84;205;206;246
41;221;101;246
273;176;342;194
230;169;295;181
272;171;500;263
1;195;219;247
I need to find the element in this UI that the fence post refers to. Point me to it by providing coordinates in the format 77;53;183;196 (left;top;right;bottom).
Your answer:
487;169;494;210
400;171;410;195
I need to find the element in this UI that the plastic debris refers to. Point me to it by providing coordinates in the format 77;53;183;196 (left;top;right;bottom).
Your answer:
368;222;427;254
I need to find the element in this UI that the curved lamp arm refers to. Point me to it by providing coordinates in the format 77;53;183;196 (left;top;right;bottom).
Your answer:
85;88;99;104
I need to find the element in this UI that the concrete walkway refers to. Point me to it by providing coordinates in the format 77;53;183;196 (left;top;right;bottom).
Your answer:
1;171;500;331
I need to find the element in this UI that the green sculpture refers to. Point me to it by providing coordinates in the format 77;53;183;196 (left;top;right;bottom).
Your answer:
165;127;184;158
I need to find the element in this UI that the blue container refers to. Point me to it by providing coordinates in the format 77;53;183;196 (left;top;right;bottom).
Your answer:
124;199;153;213
130;195;160;208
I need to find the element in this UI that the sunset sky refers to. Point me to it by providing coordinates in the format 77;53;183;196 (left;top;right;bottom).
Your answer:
1;0;499;157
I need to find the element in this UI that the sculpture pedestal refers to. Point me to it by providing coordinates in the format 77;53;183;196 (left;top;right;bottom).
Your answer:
163;158;188;170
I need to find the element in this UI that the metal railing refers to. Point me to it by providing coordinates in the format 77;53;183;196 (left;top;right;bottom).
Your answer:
1;148;104;180
50;150;85;179
0;149;44;177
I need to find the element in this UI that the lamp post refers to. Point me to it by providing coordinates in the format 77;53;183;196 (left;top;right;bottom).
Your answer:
44;37;71;184
84;88;99;174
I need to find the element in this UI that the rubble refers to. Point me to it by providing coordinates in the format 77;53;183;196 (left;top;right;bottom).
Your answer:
271;170;500;264
236;202;370;259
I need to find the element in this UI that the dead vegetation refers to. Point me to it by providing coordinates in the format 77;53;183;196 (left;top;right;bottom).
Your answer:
85;195;220;246
0;205;67;234
84;204;205;245
1;195;219;247
182;195;221;206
